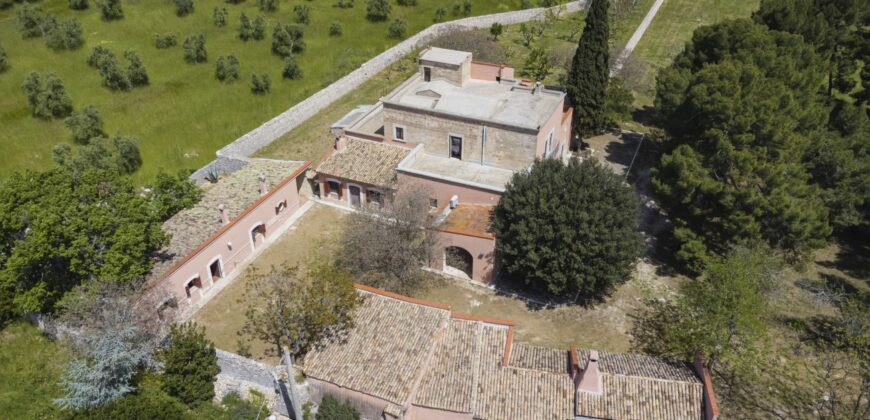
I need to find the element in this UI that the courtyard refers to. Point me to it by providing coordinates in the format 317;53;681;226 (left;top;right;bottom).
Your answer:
192;201;683;362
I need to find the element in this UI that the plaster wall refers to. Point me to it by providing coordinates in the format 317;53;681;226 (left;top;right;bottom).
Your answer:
161;173;306;311
431;230;496;284
406;405;474;420
535;97;571;158
397;171;501;207
308;378;393;420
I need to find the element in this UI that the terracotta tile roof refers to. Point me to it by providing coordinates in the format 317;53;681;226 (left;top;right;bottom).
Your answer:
301;286;705;420
413;319;478;413
576;374;704;420
434;204;494;238
414;320;574;420
509;343;569;374
317;138;408;187
575;349;704;420
149;159;304;280
475;326;574;420
577;349;700;383
301;291;448;404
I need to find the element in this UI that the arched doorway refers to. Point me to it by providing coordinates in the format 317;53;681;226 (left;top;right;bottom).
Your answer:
444;246;473;279
250;224;266;249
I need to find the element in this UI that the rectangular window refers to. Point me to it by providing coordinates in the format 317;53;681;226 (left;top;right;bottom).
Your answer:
327;180;341;197
424;67;432;82
368;189;382;206
394;126;405;141
449;135;462;159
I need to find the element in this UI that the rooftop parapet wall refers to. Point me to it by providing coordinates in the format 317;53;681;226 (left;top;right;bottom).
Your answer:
206;1;587;173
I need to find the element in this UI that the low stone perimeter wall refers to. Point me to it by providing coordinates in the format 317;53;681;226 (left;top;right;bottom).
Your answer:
192;1;586;182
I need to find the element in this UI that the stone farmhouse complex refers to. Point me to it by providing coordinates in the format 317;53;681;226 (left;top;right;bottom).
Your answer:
141;47;720;419
318;47;573;283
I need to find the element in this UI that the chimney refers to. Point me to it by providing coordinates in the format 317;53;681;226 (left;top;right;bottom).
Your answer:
577;350;603;394
334;136;347;152
218;204;230;225
258;175;267;196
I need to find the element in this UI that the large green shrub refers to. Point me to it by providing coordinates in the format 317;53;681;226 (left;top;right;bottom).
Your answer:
96;0;124;21
365;0;390;21
183;34;207;63
492;158;644;301
316;395;360;420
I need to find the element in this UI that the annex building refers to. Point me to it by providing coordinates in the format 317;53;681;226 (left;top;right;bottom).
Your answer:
302;285;719;420
317;47;573;284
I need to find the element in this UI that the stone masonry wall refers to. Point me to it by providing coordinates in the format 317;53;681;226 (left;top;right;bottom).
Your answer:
193;1;587;181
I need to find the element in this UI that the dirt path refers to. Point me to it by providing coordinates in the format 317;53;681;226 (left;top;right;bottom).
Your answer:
611;0;666;75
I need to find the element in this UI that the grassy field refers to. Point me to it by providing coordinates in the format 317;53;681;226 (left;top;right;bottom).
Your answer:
624;0;761;106
256;53;418;162
0;0;528;182
0;322;67;419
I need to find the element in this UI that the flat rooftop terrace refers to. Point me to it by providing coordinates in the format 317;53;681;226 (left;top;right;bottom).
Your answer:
385;75;564;130
397;146;514;192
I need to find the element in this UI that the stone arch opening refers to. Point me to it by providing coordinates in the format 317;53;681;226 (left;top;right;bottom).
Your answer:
445;246;473;279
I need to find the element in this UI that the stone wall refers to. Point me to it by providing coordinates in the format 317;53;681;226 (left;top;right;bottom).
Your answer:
193;1;587;181
384;104;538;171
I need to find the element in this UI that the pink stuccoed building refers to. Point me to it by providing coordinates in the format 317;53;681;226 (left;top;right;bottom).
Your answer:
145;159;310;315
317;47;574;284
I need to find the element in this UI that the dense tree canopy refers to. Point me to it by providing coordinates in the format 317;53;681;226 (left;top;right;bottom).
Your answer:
652;19;839;269
492;158;643;301
0;167;168;313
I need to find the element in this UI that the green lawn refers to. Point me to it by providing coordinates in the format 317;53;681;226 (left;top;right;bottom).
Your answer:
0;321;67;419
626;0;761;106
256;53;418;162
0;0;528;182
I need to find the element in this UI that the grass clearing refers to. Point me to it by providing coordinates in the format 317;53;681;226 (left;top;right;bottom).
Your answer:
624;0;761;106
0;321;67;419
256;53;418;162
193;204;347;362
0;0;527;182
193;203;683;360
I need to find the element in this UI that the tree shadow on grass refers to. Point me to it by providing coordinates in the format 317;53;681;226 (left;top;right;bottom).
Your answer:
820;224;870;283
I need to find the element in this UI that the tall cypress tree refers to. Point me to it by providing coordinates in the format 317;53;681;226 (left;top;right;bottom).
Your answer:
567;0;609;140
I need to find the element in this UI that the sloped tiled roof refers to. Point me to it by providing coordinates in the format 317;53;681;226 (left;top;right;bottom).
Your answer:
302;291;448;404
149;159;304;280
317;138;408;187
509;343;568;374
301;286;706;420
575;349;704;420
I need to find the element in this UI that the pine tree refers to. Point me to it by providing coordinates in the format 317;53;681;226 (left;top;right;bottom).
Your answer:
160;322;220;407
567;0;609;139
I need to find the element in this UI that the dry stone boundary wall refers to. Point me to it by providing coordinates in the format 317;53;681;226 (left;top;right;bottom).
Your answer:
192;0;587;181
